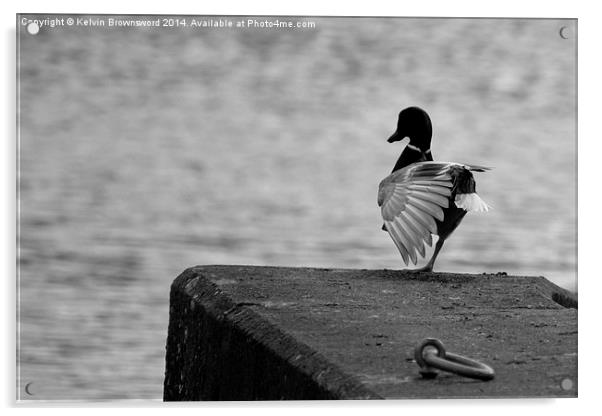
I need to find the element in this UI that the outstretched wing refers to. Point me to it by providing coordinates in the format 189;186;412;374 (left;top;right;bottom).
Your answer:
378;162;454;265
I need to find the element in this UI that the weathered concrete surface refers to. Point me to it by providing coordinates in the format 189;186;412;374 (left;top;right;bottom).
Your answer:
164;265;577;400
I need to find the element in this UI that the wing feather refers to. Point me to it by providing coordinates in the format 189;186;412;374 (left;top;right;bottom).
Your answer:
407;197;445;222
384;220;410;265
408;187;450;207
399;211;431;247
407;184;452;196
378;161;457;264
411;180;453;188
398;211;427;257
388;219;418;265
404;203;437;235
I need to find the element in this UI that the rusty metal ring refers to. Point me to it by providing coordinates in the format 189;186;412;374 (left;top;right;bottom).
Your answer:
414;338;495;381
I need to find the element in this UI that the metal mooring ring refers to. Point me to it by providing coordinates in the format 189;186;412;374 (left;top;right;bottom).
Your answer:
414;338;495;381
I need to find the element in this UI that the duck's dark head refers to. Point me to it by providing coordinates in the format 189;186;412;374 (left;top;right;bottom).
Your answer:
387;107;432;151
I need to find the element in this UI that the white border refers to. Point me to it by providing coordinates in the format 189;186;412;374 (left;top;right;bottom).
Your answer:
3;1;598;414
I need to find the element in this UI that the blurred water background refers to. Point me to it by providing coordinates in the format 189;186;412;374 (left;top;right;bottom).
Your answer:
17;16;576;400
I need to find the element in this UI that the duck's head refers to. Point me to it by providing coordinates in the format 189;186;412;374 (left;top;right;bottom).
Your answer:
387;107;432;151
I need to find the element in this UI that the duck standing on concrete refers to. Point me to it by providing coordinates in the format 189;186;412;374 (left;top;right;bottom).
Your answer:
378;107;490;272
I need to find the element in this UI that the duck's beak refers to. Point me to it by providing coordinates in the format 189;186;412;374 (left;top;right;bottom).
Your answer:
387;130;403;142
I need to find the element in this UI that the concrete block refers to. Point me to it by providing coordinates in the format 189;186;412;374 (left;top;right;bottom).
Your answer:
164;265;577;400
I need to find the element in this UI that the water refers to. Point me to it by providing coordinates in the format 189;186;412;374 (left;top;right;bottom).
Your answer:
17;16;577;401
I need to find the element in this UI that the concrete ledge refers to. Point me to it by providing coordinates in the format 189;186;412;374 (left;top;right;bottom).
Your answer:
164;265;577;400
163;266;380;400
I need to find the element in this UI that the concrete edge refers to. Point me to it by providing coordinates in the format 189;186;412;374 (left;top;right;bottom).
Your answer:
164;266;382;400
194;265;578;309
534;276;578;309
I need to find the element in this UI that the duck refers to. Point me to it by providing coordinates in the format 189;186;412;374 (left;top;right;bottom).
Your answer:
377;107;490;272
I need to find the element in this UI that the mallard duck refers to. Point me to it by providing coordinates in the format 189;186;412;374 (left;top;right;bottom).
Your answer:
378;107;490;271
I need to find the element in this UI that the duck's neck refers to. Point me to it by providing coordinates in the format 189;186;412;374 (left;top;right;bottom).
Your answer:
391;145;433;173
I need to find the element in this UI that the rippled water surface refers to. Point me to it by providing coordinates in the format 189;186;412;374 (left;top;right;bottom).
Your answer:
17;16;576;400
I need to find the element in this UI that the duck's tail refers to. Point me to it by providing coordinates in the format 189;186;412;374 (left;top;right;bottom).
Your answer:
455;193;490;212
